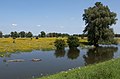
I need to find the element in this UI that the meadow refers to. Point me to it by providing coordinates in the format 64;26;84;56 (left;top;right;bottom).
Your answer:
0;37;119;53
0;37;87;53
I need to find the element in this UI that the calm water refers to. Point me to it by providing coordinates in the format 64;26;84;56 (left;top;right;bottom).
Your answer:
0;45;120;79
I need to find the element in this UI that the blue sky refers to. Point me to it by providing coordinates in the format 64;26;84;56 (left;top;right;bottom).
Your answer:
0;0;120;35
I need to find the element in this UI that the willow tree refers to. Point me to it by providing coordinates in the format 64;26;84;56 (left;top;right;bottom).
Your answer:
83;2;117;47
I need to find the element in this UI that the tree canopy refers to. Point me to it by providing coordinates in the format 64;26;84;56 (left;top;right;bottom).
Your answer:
83;2;117;47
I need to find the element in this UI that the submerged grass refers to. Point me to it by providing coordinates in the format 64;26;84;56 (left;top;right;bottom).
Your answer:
37;58;120;79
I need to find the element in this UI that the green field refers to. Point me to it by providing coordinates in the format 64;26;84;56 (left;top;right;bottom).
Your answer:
37;58;120;79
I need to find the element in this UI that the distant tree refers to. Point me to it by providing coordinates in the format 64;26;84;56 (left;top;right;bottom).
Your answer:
67;36;80;48
10;31;19;38
26;32;33;38
40;31;46;37
46;32;70;37
19;31;26;38
83;2;117;47
3;34;10;38
0;31;3;38
10;31;19;43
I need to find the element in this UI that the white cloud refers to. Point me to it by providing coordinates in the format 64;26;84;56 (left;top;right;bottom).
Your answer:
12;24;17;26
37;25;41;27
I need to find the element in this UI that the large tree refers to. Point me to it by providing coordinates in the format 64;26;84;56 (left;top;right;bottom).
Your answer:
83;2;117;47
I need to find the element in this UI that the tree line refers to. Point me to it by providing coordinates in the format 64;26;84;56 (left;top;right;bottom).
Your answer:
0;31;85;38
0;31;120;38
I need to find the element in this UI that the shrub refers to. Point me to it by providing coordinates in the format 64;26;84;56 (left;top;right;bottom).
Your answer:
67;36;80;48
54;39;66;50
36;36;39;39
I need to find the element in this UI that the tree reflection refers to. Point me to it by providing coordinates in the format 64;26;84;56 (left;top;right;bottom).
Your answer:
54;49;66;58
83;46;118;65
67;48;80;60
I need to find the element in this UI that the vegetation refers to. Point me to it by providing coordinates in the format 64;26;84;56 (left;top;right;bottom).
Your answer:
37;58;120;79
0;38;59;53
54;39;66;50
0;31;3;38
83;2;117;47
40;31;46;37
67;36;80;48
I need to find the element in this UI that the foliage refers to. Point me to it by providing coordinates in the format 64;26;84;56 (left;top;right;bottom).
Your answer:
83;2;117;47
67;36;80;48
38;58;120;79
47;32;70;37
54;39;66;50
11;31;19;38
19;31;26;38
26;32;33;38
40;31;46;37
0;31;3;38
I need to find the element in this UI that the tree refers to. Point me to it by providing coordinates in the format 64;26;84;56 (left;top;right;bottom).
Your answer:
67;36;80;48
83;2;117;47
40;31;46;37
0;31;3;38
19;31;26;38
3;34;10;38
10;31;19;43
54;39;66;50
10;31;19;38
26;32;33;38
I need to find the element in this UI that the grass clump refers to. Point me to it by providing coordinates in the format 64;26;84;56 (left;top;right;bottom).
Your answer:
37;58;120;79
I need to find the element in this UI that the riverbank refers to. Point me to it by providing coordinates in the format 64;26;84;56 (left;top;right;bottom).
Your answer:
37;58;120;79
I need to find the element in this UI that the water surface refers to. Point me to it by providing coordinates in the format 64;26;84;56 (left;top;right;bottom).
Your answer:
0;45;120;79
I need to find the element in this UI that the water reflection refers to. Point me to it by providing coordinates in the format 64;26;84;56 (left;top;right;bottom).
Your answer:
54;50;65;58
83;46;118;65
67;48;80;60
0;52;11;58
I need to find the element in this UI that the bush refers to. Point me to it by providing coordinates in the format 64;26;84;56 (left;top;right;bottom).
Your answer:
36;36;39;39
54;39;66;50
67;36;80;48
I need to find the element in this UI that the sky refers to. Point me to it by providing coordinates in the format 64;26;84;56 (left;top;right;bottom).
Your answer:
0;0;120;35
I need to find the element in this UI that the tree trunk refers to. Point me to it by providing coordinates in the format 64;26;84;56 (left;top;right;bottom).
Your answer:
94;38;99;47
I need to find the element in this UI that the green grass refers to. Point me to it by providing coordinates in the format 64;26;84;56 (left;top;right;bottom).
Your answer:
37;58;120;79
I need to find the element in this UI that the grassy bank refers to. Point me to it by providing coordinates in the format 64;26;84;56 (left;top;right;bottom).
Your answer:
37;58;120;79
